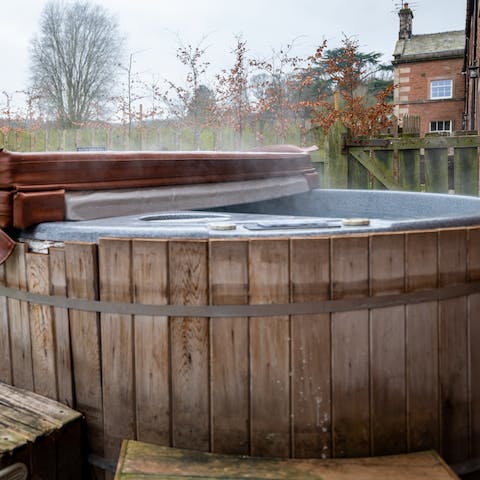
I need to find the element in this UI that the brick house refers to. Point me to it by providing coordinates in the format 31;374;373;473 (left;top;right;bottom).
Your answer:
465;0;480;130
392;3;466;135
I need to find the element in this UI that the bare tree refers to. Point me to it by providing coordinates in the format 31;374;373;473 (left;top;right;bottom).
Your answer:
216;36;252;148
115;50;148;136
30;1;123;128
164;36;212;148
250;41;306;143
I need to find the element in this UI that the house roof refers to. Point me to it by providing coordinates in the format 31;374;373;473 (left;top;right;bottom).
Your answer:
393;30;465;63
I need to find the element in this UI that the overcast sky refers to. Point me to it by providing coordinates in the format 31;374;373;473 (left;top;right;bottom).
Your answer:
1;0;467;104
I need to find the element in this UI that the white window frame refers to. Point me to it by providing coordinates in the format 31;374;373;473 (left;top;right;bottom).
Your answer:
430;79;453;99
430;120;452;133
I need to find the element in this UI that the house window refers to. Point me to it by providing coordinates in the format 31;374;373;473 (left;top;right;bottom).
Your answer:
430;79;453;99
430;120;452;133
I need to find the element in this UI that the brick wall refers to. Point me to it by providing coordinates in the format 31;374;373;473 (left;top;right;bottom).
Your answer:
394;56;465;135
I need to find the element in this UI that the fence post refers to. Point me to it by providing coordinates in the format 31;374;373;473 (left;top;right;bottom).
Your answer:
326;121;348;188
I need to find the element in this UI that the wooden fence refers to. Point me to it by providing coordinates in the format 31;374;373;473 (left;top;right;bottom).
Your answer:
0;124;324;154
327;122;480;195
1;125;246;152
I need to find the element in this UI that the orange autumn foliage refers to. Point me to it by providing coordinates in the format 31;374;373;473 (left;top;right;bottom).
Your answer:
303;37;395;137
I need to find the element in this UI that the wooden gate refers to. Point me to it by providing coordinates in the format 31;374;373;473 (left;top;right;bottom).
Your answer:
327;122;480;195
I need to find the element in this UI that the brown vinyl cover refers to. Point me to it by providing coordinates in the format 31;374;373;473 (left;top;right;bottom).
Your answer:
0;191;12;228
0;148;317;228
0;147;318;264
0;149;317;191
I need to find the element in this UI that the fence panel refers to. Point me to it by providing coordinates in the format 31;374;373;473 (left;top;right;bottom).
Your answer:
455;146;479;195
424;145;449;193
329;128;480;195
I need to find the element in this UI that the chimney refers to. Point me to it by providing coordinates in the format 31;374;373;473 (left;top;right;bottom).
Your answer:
398;2;413;40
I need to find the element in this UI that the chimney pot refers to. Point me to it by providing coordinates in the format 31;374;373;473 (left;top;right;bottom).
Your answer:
399;3;413;40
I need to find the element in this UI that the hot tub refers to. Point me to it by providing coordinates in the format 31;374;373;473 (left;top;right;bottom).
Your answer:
1;188;480;472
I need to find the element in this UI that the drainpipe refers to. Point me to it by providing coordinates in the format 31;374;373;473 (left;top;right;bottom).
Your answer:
464;35;469;130
470;0;478;130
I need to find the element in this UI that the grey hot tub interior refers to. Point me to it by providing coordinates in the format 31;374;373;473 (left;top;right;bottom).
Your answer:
18;189;480;244
211;188;480;220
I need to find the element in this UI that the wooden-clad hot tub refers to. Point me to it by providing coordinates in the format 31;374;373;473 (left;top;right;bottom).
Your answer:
1;189;480;472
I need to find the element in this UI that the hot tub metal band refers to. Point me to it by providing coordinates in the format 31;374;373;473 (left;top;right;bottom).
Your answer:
0;281;480;317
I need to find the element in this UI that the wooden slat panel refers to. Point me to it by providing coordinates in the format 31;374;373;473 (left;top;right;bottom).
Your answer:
454;147;479;195
469;288;480;458
209;240;249;454
348;152;370;189
132;239;170;445
26;253;57;400
438;229;468;464
349;149;400;190
249;239;290;457
370;233;406;455
0;262;12;384
468;226;480;458
372;149;394;190
398;149;421;191
65;242;104;459
49;247;74;408
99;238;135;466
169;241;209;451
405;231;439;452
331;235;370;458
5;243;33;390
290;238;331;458
424;147;448;193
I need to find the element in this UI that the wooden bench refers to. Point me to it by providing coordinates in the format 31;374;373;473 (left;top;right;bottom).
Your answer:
0;382;84;480
115;440;460;479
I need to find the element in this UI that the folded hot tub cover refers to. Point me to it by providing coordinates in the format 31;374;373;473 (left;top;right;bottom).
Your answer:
0;146;318;263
